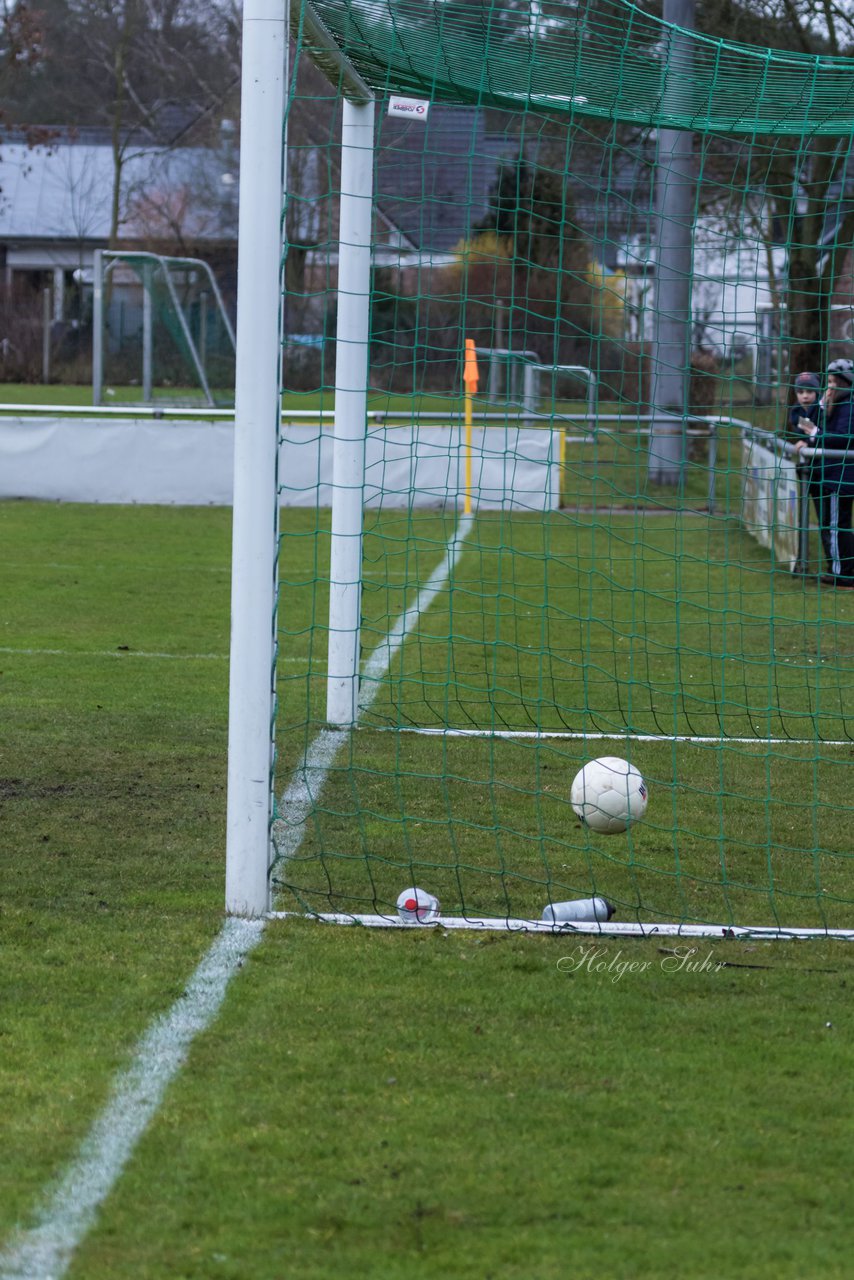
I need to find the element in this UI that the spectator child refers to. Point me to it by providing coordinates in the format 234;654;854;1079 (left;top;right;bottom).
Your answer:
789;371;821;439
794;359;854;588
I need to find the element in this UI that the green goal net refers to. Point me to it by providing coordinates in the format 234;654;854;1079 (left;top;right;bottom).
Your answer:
226;0;854;937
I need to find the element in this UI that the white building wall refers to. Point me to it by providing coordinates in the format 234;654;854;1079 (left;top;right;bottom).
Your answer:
624;214;787;359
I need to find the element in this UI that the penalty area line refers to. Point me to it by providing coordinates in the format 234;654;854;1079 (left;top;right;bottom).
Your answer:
0;514;474;1280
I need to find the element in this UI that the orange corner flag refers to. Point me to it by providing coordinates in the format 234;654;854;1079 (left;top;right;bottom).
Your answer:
463;338;479;391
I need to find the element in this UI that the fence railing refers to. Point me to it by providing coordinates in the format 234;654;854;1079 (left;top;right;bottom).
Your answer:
707;415;853;574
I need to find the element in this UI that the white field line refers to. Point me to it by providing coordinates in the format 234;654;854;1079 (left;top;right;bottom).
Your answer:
0;648;306;664
359;519;474;698
0;514;474;1280
0;646;231;661
367;726;853;749
271;514;475;857
0;917;265;1280
2;563;230;574
5;564;416;579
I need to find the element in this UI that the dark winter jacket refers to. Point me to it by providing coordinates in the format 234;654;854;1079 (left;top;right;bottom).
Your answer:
788;400;821;438
811;391;854;493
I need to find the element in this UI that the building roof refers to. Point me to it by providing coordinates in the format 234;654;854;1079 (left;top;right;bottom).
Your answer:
0;136;238;243
0;109;676;269
375;107;508;253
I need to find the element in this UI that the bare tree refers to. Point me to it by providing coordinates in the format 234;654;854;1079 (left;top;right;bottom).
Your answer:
694;0;854;374
5;0;240;245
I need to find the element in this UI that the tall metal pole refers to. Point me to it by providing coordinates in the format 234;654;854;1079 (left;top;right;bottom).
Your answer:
326;98;376;727
647;0;696;487
225;0;287;916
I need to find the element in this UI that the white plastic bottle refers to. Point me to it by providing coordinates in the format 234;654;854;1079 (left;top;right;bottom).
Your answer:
396;887;441;924
542;896;615;924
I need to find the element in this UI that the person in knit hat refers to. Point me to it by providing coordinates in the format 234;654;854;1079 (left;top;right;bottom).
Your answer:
789;371;822;440
794;360;854;587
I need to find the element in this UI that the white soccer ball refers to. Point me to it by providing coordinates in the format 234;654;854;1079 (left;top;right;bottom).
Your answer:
570;756;648;834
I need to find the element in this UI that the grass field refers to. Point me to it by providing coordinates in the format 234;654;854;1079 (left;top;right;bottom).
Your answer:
2;428;854;1277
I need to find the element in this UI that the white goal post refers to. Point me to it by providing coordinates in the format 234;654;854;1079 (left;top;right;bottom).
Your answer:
325;98;376;729
226;0;375;914
224;0;289;916
224;0;601;913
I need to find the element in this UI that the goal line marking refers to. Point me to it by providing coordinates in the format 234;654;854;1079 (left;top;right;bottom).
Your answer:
0;514;474;1280
365;726;852;748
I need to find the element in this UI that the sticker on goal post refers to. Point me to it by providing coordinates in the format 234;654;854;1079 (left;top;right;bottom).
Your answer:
388;96;431;121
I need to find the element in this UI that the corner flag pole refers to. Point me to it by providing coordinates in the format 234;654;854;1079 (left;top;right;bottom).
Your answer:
463;338;479;515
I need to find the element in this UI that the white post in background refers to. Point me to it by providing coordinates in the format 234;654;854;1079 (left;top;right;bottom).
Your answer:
42;286;51;384
326;98;376;727
142;261;153;403
52;266;64;321
225;0;288;916
521;362;537;426
92;250;103;405
200;290;209;374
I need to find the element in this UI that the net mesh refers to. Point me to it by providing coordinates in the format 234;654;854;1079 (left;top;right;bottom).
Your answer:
268;0;854;934
304;0;854;133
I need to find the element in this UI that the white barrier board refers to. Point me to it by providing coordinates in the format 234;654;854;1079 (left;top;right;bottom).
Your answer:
740;434;800;571
0;417;562;510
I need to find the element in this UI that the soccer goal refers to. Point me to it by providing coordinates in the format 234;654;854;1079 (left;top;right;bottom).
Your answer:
476;350;598;428
225;0;854;939
92;250;236;408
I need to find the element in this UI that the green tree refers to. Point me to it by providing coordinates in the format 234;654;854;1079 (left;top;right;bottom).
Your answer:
479;152;598;362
